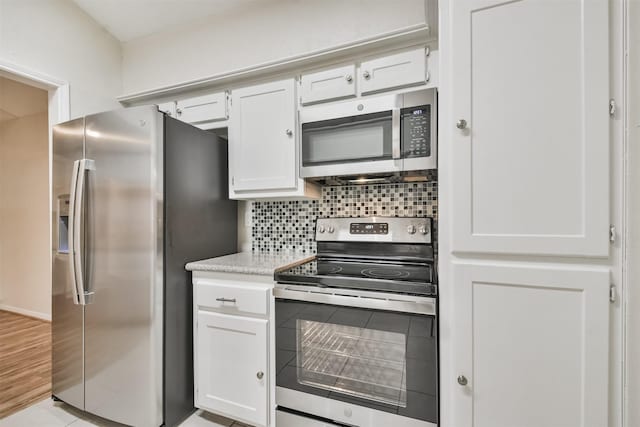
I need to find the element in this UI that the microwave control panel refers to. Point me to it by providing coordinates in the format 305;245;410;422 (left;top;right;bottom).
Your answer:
401;105;431;158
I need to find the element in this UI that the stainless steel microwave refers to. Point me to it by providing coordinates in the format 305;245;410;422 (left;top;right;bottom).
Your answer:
299;88;437;181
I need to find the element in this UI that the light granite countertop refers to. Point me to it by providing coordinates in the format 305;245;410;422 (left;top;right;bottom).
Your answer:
185;252;314;276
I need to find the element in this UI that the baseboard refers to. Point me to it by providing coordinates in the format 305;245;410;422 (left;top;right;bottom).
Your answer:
0;304;51;321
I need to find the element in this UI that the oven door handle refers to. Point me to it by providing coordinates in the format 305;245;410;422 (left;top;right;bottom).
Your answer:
273;286;436;316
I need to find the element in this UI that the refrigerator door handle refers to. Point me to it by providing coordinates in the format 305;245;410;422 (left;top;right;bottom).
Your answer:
73;158;95;306
68;160;81;305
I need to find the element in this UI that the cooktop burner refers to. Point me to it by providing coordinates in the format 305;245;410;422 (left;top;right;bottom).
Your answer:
361;268;411;279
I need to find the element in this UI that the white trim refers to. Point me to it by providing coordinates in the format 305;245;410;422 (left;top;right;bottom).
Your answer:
118;24;432;104
0;304;51;322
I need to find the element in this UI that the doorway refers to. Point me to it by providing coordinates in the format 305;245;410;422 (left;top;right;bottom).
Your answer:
0;65;69;418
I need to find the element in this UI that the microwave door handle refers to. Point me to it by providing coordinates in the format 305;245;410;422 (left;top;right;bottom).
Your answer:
68;160;81;305
392;107;401;159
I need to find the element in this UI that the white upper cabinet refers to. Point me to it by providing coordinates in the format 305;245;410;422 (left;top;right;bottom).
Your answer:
452;262;609;427
300;64;357;105
230;79;318;199
176;92;228;127
360;47;428;95
449;0;610;257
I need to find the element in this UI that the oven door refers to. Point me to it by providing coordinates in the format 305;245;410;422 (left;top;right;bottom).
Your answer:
274;285;438;427
299;93;403;178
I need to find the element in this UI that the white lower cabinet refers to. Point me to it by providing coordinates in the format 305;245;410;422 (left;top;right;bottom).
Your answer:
194;276;271;427
451;262;610;427
196;311;268;426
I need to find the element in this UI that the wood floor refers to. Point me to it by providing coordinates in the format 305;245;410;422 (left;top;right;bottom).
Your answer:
0;310;51;419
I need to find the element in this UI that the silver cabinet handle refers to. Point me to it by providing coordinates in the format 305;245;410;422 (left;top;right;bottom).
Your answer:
363;70;371;79
215;297;236;303
345;74;353;82
457;375;468;386
256;371;264;380
456;119;467;129
285;129;293;136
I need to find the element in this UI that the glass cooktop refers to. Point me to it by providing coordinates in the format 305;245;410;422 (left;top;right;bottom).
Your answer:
275;257;436;296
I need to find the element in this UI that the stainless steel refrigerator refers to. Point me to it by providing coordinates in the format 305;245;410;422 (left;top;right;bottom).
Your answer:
51;106;237;427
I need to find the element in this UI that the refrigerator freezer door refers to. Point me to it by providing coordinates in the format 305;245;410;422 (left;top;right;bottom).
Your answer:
52;118;85;410
83;107;163;427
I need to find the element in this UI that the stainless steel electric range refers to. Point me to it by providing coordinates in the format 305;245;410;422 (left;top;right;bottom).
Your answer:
274;217;438;427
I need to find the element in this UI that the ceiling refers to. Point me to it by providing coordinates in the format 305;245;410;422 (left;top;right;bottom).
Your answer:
72;0;269;42
0;77;48;124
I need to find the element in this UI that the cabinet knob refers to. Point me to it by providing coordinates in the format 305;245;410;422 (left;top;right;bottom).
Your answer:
176;108;182;117
456;119;467;130
345;74;353;83
363;71;371;79
257;371;264;380
286;129;293;136
457;375;468;386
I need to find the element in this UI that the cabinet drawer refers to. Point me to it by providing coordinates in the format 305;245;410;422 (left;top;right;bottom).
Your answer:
195;280;269;316
176;92;227;124
360;47;427;95
277;410;337;427
300;64;356;105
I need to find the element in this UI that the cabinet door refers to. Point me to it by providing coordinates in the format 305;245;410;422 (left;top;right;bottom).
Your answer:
196;311;268;427
176;92;227;125
452;263;609;427
156;101;176;117
230;79;297;192
450;0;610;256
360;47;427;94
300;64;357;105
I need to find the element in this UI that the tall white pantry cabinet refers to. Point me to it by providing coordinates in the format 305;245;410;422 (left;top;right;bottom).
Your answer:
439;0;612;427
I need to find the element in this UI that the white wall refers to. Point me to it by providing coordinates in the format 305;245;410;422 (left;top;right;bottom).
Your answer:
0;0;122;118
0;112;50;319
627;0;640;424
122;0;428;94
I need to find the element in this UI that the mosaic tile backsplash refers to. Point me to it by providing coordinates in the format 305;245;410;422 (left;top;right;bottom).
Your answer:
251;182;438;253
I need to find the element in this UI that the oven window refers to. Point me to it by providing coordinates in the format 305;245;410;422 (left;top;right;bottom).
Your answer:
297;319;407;407
302;111;393;166
276;300;438;423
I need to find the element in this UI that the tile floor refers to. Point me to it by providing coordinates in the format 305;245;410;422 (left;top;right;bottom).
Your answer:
0;398;251;427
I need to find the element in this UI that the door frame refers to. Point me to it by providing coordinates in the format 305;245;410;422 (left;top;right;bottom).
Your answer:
0;59;70;320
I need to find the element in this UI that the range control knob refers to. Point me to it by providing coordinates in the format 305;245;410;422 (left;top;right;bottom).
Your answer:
327;226;335;234
419;226;428;235
318;225;325;234
407;225;416;234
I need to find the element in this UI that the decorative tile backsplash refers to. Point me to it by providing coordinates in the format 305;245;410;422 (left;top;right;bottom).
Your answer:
251;181;438;253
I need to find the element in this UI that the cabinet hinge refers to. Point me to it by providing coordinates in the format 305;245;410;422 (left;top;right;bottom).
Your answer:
610;225;616;243
610;284;616;303
425;46;431;57
609;99;616;116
